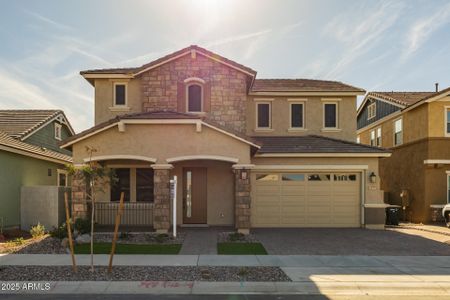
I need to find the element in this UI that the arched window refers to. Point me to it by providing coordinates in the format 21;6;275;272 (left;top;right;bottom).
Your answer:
187;84;203;112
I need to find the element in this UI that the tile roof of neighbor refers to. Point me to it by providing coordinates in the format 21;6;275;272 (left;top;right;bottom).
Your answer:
0;130;72;163
254;135;389;154
80;45;257;76
61;111;261;148
0;110;64;138
252;79;365;93
369;92;435;106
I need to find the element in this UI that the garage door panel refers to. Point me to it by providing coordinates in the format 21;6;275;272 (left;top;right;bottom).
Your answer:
252;172;361;228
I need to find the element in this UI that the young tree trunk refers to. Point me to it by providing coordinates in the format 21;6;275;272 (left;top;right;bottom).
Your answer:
90;182;95;273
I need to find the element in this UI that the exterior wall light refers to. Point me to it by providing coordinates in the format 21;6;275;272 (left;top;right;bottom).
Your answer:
241;170;248;180
369;172;377;183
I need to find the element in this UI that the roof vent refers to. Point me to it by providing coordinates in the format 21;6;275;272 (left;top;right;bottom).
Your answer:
435;82;439;92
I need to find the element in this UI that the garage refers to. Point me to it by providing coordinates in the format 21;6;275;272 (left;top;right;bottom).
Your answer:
251;172;361;227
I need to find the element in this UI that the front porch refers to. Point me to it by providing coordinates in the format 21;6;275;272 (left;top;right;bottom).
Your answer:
71;158;252;234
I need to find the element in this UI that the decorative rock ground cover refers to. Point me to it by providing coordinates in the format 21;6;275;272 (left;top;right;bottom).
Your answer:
0;236;67;254
0;266;291;282
217;232;258;243
93;232;185;245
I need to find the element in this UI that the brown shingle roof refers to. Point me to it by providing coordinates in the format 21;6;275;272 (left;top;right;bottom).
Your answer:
369;92;435;106
0;130;72;163
0;110;65;139
254;135;389;154
80;45;257;76
252;79;365;93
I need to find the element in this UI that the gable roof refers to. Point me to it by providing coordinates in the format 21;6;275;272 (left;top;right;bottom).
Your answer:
0;110;75;140
0;130;72;164
254;135;390;156
251;79;365;93
81;45;257;78
61;111;260;149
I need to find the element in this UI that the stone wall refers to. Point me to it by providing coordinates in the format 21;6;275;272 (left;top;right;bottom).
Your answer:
234;168;251;233
140;53;248;133
152;168;171;232
71;171;89;220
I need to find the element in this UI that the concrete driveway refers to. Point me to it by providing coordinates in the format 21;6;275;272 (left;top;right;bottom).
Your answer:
252;228;450;255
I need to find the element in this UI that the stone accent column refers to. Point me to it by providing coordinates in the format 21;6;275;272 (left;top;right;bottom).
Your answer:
234;167;252;235
152;164;173;233
71;171;89;220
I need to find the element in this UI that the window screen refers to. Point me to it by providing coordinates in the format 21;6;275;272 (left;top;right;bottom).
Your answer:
188;84;202;112
291;103;304;128
257;103;270;128
115;84;126;105
324;103;337;128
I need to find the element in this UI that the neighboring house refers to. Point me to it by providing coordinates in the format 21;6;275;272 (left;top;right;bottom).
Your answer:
357;88;450;222
0;110;74;228
62;45;390;233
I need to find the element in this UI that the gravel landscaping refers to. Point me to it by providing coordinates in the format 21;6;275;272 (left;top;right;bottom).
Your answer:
217;232;259;243
0;266;291;282
93;232;185;245
0;236;67;254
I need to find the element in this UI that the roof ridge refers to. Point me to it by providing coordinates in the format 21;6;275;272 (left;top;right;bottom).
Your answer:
308;134;390;151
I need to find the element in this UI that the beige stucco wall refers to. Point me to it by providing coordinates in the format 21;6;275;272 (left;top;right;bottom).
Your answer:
428;97;450;137
251;156;383;205
170;160;234;226
247;96;358;141
71;123;252;165
94;79;142;125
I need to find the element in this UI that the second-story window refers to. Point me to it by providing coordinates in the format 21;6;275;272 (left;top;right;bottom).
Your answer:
376;127;382;146
394;118;403;146
54;123;62;141
114;83;127;106
187;84;203;112
367;102;376;120
290;103;304;129
257;102;271;129
370;130;376;146
324;103;338;129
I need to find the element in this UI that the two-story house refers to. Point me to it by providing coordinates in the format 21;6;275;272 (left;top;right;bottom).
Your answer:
62;45;390;233
0;110;74;228
357;88;450;223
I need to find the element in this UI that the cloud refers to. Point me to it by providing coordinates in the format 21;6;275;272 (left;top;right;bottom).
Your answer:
320;1;404;79
402;3;450;60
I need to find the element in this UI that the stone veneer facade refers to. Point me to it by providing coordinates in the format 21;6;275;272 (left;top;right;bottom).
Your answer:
139;53;248;133
234;168;251;234
152;168;171;232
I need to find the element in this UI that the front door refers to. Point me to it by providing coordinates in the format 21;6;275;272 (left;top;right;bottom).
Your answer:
183;167;207;224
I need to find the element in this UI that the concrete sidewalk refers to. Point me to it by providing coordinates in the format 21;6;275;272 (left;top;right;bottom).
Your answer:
2;254;450;268
2;254;450;295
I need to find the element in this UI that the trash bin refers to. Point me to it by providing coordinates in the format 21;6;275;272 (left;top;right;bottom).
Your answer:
385;207;399;225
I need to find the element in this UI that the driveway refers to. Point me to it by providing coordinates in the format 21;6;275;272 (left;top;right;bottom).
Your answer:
253;228;450;255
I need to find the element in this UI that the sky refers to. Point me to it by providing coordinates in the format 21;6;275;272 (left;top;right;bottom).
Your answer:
1;0;450;132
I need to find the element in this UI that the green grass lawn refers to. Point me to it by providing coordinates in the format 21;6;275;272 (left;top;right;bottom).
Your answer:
74;243;182;254
217;242;268;255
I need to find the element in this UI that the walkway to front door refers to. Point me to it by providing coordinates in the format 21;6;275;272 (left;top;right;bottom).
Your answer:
179;228;220;254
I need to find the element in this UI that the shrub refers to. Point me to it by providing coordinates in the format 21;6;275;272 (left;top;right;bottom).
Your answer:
155;233;168;243
74;218;91;235
50;222;69;239
30;223;46;239
12;237;25;246
228;232;245;242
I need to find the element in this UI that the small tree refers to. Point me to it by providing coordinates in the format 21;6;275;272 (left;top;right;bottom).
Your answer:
67;146;116;272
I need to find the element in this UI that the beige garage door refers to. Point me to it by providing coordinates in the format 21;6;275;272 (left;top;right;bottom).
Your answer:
251;172;361;227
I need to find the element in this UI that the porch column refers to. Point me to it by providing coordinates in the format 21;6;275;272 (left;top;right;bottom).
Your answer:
71;170;89;220
151;164;173;233
233;164;254;235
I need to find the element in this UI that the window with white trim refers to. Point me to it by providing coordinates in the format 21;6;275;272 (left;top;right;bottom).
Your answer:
394;118;403;146
54;123;62;140
187;83;203;112
256;102;271;129
290;102;304;129
367;102;376;120
114;83;127;106
376;127;382;147
370;130;376;146
57;169;68;186
323;103;338;128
